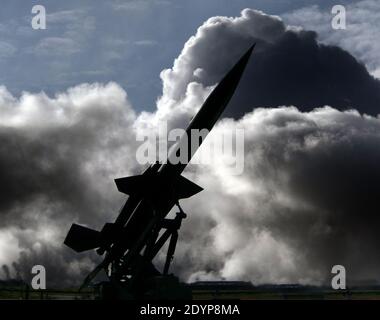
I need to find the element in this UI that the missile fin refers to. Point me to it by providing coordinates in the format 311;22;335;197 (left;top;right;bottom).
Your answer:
115;174;147;195
64;223;102;253
174;175;203;199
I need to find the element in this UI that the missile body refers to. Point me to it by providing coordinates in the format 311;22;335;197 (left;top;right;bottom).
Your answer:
64;44;255;288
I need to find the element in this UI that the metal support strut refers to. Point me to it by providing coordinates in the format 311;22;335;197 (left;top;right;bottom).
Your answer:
163;201;186;275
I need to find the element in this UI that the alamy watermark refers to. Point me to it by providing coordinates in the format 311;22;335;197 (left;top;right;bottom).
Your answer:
31;265;46;290
331;264;346;290
31;5;46;30
136;122;245;175
332;5;346;30
28;263;347;291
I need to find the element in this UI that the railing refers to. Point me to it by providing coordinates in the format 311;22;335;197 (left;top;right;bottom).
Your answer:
0;287;95;300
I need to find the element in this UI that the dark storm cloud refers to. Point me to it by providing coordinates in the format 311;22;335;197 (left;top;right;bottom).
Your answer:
0;83;137;226
229;33;380;118
168;107;380;285
283;0;380;78
0;83;138;284
159;8;380;119
150;9;380;285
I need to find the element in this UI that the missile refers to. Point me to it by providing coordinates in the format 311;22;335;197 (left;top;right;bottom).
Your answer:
64;43;255;289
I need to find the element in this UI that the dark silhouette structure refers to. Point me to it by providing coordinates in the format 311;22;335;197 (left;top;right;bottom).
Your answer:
64;44;255;299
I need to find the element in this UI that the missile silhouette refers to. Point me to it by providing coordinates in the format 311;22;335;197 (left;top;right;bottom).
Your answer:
64;44;255;290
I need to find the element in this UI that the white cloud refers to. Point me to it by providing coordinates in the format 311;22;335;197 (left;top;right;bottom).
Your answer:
134;40;158;46
28;9;96;57
0;82;139;285
32;37;81;56
112;0;170;12
0;229;20;278
174;106;380;285
283;0;380;77
47;10;86;24
0;41;16;58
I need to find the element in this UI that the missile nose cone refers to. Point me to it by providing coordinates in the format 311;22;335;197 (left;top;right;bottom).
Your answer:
248;43;256;54
228;42;255;80
188;42;256;129
242;43;256;63
166;43;256;172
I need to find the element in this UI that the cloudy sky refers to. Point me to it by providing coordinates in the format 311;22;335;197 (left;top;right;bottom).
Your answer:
1;0;380;287
2;0;369;111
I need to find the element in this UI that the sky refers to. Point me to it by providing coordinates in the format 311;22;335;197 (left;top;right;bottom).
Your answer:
0;0;364;111
1;0;380;288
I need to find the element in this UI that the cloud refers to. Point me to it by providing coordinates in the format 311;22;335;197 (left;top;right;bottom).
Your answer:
2;7;380;288
112;0;170;12
47;10;87;24
283;0;380;78
134;40;158;47
29;9;96;57
137;8;380;285
0;41;16;58
156;8;380;120
0;83;138;286
169;106;380;285
0;229;20;278
32;37;81;56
